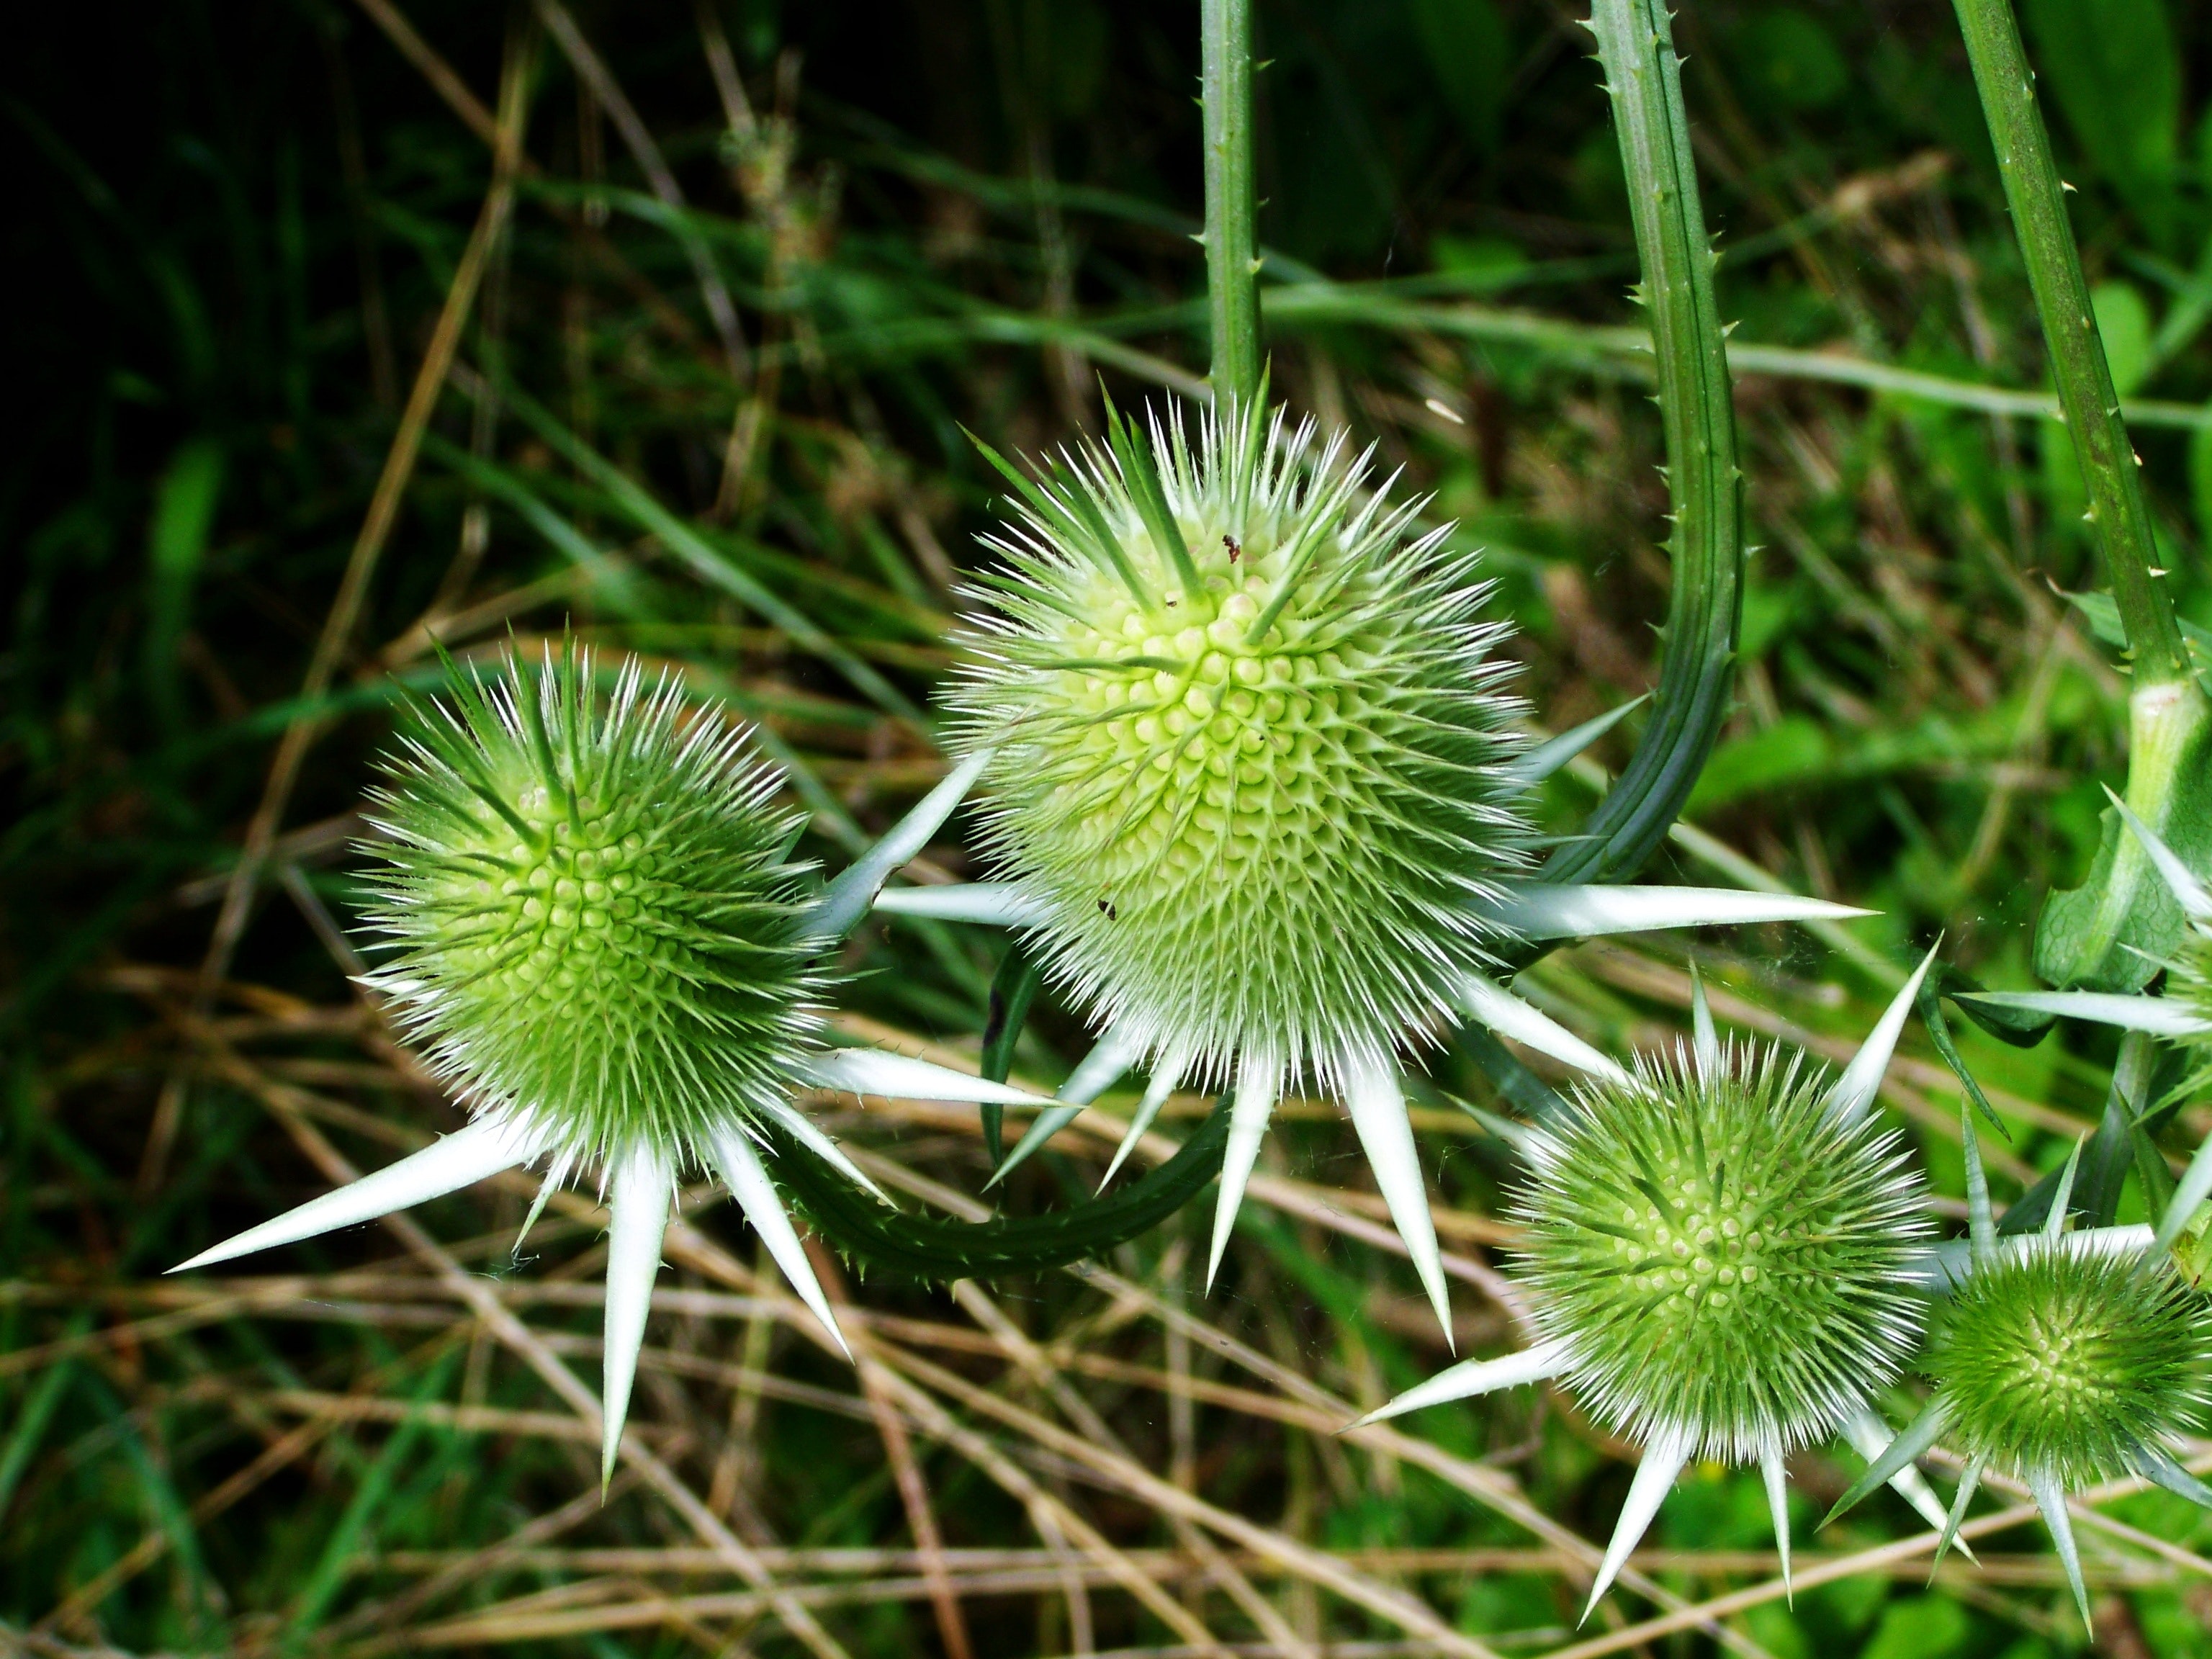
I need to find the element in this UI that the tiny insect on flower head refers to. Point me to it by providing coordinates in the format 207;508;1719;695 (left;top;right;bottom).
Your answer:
950;390;1534;1093
359;644;827;1169
1928;1241;2212;1493
171;645;1055;1491
1519;1040;1932;1464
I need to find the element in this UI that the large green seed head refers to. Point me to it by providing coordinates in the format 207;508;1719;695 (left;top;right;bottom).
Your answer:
1929;1242;2212;1488
952;399;1532;1082
360;649;823;1168
1516;1043;1930;1462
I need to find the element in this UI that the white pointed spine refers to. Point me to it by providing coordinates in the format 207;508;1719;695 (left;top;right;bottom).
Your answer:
1349;1340;1570;1429
806;748;993;943
1758;1437;1792;1603
1341;1057;1452;1341
711;1126;850;1360
1208;1048;1281;1287
2030;1468;2092;1629
170;1115;541;1273
601;1143;675;1487
1480;883;1874;942
1585;1424;1694;1619
757;1097;887;1204
794;1047;1051;1107
1824;943;1941;1123
1098;1044;1192;1191
1957;989;2211;1038
1457;974;1631;1084
988;1023;1144;1186
1842;1408;1969;1554
871;882;1050;927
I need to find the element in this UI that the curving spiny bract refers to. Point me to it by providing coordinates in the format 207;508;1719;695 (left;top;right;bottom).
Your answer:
950;392;1533;1089
1519;1040;1931;1463
361;647;825;1168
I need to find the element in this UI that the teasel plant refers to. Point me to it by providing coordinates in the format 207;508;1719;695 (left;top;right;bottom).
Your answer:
854;0;1864;1337
1346;962;1972;1617
1826;1103;2212;1629
169;644;1061;1483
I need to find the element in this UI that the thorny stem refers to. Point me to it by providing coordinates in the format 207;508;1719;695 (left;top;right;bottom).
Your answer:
1200;0;1262;405
1950;0;2189;687
1543;0;1743;886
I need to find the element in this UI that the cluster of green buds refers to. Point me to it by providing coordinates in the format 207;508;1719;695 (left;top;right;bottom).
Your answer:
881;391;1854;1329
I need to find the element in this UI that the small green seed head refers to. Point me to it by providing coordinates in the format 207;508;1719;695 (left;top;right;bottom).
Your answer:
360;649;824;1168
951;399;1532;1082
1928;1242;2212;1488
1516;1043;1930;1462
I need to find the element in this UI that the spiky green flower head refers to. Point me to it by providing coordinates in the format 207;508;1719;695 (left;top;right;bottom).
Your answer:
1515;1040;1930;1462
360;646;825;1169
950;394;1533;1087
1928;1241;2212;1489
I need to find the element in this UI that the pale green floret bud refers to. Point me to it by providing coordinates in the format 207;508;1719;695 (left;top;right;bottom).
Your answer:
359;648;825;1169
1928;1242;2212;1489
1516;1042;1930;1463
950;396;1533;1084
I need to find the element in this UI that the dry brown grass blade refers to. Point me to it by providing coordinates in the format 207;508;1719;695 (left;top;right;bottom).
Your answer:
809;1244;977;1659
176;1025;858;1659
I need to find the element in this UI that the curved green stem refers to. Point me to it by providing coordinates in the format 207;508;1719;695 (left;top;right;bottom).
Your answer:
768;1097;1230;1282
1541;0;1743;887
1200;0;1261;405
1951;0;2188;686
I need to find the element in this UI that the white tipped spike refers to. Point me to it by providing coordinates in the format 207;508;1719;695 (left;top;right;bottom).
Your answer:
1480;883;1874;942
711;1127;850;1362
2044;1138;2085;1239
871;882;1049;927
1506;696;1648;785
1341;1058;1452;1343
1207;1050;1281;1289
987;1023;1144;1187
2031;1469;2091;1629
1759;1436;1792;1604
1346;1340;1569;1429
1824;943;1941;1123
1099;1043;1192;1191
2153;1128;2212;1256
794;1047;1051;1107
1955;989;2211;1038
1933;1454;1984;1573
514;1150;576;1258
1584;1424;1693;1621
1961;1104;1997;1265
1689;963;1719;1084
2105;786;2212;923
804;748;992;943
600;1143;675;1488
1841;1408;1974;1560
1458;974;1631;1084
170;1115;541;1272
757;1097;887;1204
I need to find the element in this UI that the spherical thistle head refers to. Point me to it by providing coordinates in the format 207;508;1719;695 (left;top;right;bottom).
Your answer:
950;396;1532;1084
1928;1241;2212;1488
1515;1042;1930;1462
359;647;825;1169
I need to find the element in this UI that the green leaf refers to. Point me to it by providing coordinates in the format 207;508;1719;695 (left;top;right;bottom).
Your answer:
1917;971;2010;1133
2033;742;2212;992
2022;0;2180;239
1409;0;1508;156
1940;966;2056;1048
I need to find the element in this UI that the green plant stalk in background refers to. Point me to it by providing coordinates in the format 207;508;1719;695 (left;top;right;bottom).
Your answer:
1200;0;1261;404
1542;0;1743;890
1953;0;2212;991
